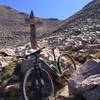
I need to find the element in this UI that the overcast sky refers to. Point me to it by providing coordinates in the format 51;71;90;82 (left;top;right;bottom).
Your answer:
0;0;92;20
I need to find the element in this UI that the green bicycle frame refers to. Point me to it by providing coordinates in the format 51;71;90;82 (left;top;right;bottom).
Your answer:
40;49;61;76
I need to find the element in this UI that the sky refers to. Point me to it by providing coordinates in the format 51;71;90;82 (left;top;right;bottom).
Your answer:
0;0;92;20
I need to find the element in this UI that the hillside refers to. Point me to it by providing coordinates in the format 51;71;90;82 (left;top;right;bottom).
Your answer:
54;0;100;34
0;5;62;48
0;0;100;48
44;0;100;48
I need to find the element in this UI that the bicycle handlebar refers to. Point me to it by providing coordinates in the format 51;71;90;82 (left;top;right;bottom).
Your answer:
25;47;45;58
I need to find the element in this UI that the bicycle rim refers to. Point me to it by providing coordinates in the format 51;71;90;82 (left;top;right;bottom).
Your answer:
23;67;54;100
57;53;76;78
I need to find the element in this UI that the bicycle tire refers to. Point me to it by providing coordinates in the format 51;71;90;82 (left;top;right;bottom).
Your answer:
57;53;76;78
22;67;54;100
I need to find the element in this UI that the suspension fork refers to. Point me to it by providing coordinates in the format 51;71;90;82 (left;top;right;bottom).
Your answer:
35;65;44;85
34;55;44;90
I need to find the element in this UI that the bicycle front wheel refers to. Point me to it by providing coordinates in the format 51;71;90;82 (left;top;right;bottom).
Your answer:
57;53;76;78
22;67;54;100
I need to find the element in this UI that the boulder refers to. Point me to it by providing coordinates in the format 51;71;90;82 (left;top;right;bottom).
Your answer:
0;48;15;56
68;59;100;100
89;44;100;49
15;46;26;57
82;74;100;100
72;41;83;51
0;56;8;70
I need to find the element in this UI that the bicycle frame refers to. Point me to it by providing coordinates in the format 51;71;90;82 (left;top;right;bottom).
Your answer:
40;49;62;76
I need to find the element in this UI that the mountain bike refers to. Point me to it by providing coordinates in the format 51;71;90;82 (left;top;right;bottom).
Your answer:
22;47;76;100
21;47;54;100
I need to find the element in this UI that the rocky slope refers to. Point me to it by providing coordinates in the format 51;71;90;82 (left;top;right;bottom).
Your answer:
0;0;100;49
45;0;100;48
0;5;62;48
54;0;100;34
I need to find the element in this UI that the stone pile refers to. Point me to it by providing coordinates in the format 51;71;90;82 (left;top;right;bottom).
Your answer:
0;42;53;70
45;33;100;54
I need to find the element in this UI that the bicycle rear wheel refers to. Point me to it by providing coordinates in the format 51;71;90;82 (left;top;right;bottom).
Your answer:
57;53;76;78
22;67;54;100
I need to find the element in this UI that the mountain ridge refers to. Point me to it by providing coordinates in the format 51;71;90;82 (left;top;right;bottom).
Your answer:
53;0;100;34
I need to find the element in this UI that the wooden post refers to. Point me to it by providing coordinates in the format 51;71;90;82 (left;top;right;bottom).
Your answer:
30;10;37;49
25;10;37;49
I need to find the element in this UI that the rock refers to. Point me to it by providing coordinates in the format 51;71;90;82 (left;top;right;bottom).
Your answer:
82;74;100;100
90;44;100;49
72;41;83;51
0;48;15;56
96;39;100;44
15;46;26;57
41;47;53;59
68;60;100;100
88;44;100;54
0;56;8;69
63;42;72;50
